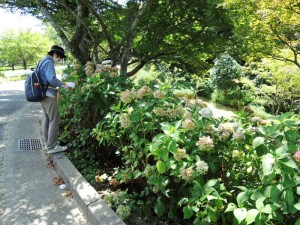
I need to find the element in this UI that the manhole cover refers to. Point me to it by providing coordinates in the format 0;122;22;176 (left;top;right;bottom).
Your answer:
18;139;42;151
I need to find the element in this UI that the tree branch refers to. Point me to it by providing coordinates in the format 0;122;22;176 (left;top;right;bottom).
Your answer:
269;25;299;68
35;0;70;48
118;0;153;47
80;0;115;49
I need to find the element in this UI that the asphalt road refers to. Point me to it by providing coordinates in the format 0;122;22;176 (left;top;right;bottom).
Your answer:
0;81;25;140
0;80;88;225
0;80;25;224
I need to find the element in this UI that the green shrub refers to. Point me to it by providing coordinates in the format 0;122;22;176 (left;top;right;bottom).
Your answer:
93;83;299;224
59;63;300;225
212;86;253;109
191;75;214;99
210;53;244;96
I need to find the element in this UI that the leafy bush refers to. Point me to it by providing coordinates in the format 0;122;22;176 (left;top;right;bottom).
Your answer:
210;53;244;96
93;84;299;224
59;63;300;225
58;62;131;184
191;74;214;99
212;86;253;109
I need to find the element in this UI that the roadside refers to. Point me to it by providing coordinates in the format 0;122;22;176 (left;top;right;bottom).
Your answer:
1;65;67;77
0;65;68;84
0;80;88;225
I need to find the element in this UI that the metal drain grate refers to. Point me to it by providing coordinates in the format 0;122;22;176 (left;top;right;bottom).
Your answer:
18;139;42;151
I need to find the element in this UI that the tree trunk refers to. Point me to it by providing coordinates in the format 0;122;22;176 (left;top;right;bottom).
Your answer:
36;0;91;65
110;48;120;67
22;60;27;70
120;35;134;77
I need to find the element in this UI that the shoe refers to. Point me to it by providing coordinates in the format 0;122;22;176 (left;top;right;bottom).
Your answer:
47;145;67;154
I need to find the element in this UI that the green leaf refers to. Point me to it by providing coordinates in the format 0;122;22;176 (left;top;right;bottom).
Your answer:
225;203;237;212
283;189;294;206
262;204;279;214
233;208;247;224
160;146;169;161
161;123;173;135
131;111;140;122
178;197;188;206
168;207;175;219
237;192;249;207
205;179;218;188
295;219;300;225
246;209;259;224
284;130;299;142
280;159;299;170
270;185;281;202
183;205;194;219
144;122;153;130
133;170;142;179
193;219;210;225
207;206;217;222
297;187;300;195
253;137;265;149
154;198;165;217
261;153;275;176
255;198;265;211
167;139;177;153
207;195;218;201
293;203;300;210
275;144;288;156
156;161;167;174
250;191;264;200
152;140;162;152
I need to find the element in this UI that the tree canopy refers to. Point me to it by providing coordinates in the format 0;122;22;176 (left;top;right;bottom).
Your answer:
0;29;53;69
1;0;299;75
0;0;234;76
224;0;300;68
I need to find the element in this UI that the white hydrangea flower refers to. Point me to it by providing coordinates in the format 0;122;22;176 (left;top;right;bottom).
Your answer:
119;113;132;128
182;118;196;130
174;148;187;160
137;86;153;98
196;159;209;175
232;128;245;140
197;136;214;151
181;167;194;180
200;107;213;118
116;204;131;220
153;91;166;99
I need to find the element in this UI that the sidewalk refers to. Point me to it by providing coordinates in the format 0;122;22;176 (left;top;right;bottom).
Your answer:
0;80;126;225
1;101;88;225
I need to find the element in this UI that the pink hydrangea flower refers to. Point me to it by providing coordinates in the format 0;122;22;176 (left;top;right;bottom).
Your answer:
294;150;300;162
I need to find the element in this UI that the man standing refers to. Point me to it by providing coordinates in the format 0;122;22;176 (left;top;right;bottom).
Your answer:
39;45;74;154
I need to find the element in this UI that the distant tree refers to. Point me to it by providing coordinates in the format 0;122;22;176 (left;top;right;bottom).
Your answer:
224;0;300;68
0;30;53;70
210;53;243;96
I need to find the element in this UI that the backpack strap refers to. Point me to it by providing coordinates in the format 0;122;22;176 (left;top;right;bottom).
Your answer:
35;59;50;74
34;59;51;93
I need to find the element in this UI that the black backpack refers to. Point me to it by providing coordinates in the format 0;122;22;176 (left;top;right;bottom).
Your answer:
25;60;49;102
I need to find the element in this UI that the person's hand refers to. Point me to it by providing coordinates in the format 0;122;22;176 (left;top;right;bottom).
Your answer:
65;82;76;89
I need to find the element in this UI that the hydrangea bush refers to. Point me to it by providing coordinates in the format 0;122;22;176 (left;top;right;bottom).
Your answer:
60;63;300;225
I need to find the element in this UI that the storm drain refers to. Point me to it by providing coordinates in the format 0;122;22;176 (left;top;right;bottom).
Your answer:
18;139;42;151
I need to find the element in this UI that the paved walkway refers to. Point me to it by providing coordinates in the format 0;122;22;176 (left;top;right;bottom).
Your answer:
0;81;88;225
199;97;236;119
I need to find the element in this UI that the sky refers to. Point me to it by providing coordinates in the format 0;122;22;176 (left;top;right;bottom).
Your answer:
0;8;44;33
0;1;128;33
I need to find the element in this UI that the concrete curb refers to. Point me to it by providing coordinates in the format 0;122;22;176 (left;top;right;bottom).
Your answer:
52;153;126;225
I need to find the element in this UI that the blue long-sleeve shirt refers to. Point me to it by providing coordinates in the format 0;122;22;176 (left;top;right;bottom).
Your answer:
38;55;63;97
